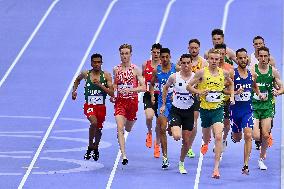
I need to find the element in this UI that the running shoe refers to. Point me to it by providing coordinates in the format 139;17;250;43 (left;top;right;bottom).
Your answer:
179;161;187;174
122;158;128;165
187;148;195;158
258;158;267;170
154;140;160;158
162;157;170;169
242;165;249;175
255;141;261;150
201;144;208;155
84;147;92;160
92;149;99;161
146;133;152;148
212;170;220;179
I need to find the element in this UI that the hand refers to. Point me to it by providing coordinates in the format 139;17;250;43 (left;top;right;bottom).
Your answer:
230;95;235;105
235;87;244;95
160;105;165;115
258;93;266;101
199;89;209;96
273;89;280;97
72;91;77;100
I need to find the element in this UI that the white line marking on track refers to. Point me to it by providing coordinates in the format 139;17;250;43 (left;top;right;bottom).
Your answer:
107;0;176;188
17;0;118;188
221;0;235;33
0;0;60;89
194;1;235;188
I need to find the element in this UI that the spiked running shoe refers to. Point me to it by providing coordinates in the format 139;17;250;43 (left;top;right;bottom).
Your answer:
212;170;220;179
146;133;152;148
84;147;93;160
122;158;128;165
187;148;195;158
162;158;170;169
201;144;208;155
179;161;187;174
154;141;160;158
242;165;249;175
92;149;99;161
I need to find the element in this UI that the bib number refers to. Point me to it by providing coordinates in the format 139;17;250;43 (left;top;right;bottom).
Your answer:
88;95;104;105
235;91;251;101
206;92;222;102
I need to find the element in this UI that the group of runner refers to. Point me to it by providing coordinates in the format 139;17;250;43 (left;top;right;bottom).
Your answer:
72;28;284;179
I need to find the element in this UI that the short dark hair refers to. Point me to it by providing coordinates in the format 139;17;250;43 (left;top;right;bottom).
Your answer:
253;36;264;43
211;29;224;37
180;53;193;61
160;48;170;55
91;53;102;62
236;48;247;56
119;43;132;53
258;46;270;55
214;43;226;50
188;39;200;46
151;43;162;51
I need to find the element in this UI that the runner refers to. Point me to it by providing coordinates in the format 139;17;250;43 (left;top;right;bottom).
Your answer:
72;53;114;161
187;49;233;179
151;48;176;169
251;46;283;170
230;48;260;174
113;44;145;165
142;43;162;158
162;53;195;174
186;39;208;158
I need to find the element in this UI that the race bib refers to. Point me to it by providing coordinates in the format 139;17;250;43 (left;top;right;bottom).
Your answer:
117;84;133;90
235;91;251;101
154;82;159;92
205;92;222;102
175;93;193;103
88;95;104;105
253;91;268;101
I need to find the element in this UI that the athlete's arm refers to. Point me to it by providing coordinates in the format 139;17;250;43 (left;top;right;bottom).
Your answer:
132;67;146;93
99;72;114;97
186;69;205;95
272;67;284;96
223;70;234;96
72;71;87;100
227;48;237;64
204;50;209;60
162;74;175;106
202;58;209;67
142;61;146;77
269;56;276;67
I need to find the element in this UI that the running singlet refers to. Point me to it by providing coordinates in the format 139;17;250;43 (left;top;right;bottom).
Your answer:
192;56;203;73
252;64;274;110
157;63;176;104
172;72;194;109
115;64;138;99
224;55;233;65
231;68;253;111
144;60;159;93
84;70;107;105
198;67;225;110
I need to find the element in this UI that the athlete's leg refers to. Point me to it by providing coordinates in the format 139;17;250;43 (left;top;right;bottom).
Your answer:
212;122;224;172
88;115;98;149
115;115;127;158
260;118;272;159
243;127;252;166
159;115;168;158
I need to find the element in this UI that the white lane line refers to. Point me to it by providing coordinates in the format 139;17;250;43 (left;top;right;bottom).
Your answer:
194;1;235;189
221;0;235;33
106;0;176;188
17;1;118;188
0;0;60;89
138;0;176;102
106;132;129;189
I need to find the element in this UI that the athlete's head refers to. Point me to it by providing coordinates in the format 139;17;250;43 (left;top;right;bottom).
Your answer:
188;39;200;57
207;49;221;69
253;36;265;51
151;43;162;62
91;53;103;71
179;53;193;72
214;43;226;63
236;48;248;69
257;46;270;65
160;48;171;66
211;29;224;46
119;43;132;64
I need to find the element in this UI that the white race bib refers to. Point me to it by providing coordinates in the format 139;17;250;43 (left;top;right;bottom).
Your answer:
253;91;268;101
154;82;159;92
206;92;222;102
118;84;133;90
88;95;104;105
175;93;192;103
235;91;251;101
